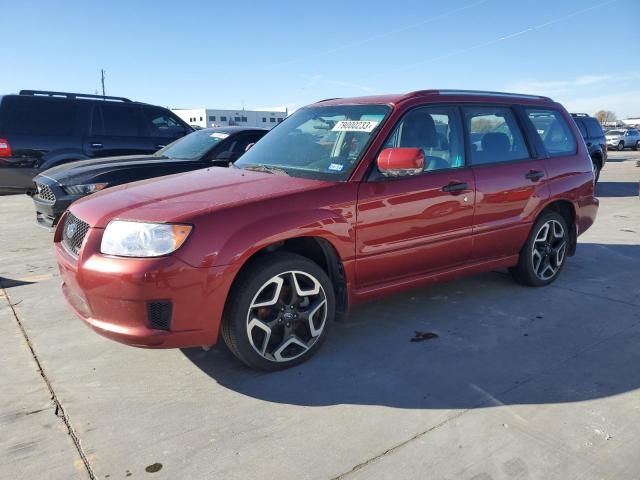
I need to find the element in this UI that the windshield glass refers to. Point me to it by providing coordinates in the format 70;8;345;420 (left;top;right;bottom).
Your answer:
156;129;229;160
606;130;624;135
234;104;391;181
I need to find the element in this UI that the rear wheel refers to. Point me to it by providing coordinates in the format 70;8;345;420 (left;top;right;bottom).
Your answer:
591;157;601;183
221;252;335;371
509;211;569;287
617;141;625;151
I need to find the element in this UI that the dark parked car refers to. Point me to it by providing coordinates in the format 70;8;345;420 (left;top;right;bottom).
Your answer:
0;90;192;194
31;126;267;226
55;89;598;371
570;113;607;182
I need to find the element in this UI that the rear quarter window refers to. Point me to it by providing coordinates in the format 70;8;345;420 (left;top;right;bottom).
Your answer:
0;96;77;136
584;118;604;138
526;108;577;157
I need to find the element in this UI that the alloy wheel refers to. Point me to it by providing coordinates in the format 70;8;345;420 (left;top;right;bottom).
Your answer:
246;271;328;362
617;141;624;151
532;219;566;281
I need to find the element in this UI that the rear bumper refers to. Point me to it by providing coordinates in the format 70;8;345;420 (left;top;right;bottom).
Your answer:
55;223;237;349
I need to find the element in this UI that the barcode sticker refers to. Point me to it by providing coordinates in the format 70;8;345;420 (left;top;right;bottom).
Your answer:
332;120;379;132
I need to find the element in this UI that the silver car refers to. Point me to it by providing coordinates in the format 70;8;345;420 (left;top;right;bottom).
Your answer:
606;128;640;151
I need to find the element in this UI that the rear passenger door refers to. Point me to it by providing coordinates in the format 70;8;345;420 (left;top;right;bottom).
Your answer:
141;106;189;152
84;103;150;158
465;105;549;261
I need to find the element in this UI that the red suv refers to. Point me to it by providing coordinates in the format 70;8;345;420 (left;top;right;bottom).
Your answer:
55;90;598;370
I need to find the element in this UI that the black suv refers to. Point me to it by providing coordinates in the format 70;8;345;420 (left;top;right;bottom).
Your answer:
0;90;192;194
571;113;607;182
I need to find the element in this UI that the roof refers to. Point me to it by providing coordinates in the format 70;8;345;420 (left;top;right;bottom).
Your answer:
313;89;554;107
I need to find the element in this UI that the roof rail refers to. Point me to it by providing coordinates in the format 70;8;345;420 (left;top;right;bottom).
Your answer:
571;113;590;117
404;89;553;102
315;97;343;103
19;90;132;102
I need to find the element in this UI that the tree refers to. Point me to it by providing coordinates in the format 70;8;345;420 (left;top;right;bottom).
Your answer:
595;110;617;124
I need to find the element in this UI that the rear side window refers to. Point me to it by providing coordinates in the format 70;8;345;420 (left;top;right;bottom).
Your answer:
94;104;142;137
526;109;577;157
383;105;465;171
142;106;186;138
584;118;604;138
463;106;529;165
574;119;588;138
0;97;76;136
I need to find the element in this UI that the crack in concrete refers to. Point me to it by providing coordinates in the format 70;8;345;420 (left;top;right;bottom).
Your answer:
1;284;96;480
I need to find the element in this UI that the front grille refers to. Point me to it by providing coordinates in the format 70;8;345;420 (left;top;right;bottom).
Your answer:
147;301;172;331
36;182;56;202
61;212;90;256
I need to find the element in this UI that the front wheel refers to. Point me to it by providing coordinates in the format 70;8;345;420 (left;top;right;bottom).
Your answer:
633;140;639;151
221;252;335;371
509;212;569;287
592;158;601;183
617;141;625;151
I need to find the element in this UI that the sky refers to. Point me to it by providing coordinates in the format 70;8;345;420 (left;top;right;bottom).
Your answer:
3;0;639;118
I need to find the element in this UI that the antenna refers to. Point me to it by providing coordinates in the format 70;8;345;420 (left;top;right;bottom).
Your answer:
100;69;106;98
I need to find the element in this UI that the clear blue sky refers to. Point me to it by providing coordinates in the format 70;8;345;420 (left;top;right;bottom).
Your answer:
4;0;639;117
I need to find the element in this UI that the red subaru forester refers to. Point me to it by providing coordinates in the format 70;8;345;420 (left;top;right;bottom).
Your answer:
55;90;598;370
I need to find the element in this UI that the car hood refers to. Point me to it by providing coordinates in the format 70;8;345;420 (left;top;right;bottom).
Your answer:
41;154;183;184
69;167;333;228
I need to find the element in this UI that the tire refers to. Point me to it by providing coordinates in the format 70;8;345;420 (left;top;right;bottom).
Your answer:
633;140;639;151
617;141;625;151
509;211;569;287
591;157;601;183
221;252;335;371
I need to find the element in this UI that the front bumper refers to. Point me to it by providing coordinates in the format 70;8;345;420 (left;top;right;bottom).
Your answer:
31;177;81;227
55;218;238;348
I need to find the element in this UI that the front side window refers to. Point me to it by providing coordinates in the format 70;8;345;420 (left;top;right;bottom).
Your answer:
382;105;464;172
143;107;186;138
235;104;391;181
526;108;576;157
464;107;529;165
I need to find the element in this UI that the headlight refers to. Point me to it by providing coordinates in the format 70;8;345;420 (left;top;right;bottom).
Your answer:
101;220;193;257
63;183;109;195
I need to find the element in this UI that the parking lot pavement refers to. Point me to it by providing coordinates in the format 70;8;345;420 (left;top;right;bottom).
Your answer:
1;152;639;480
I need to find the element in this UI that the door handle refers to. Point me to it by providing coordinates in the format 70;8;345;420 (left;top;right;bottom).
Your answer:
441;181;468;193
525;170;544;182
90;143;103;149
155;144;166;149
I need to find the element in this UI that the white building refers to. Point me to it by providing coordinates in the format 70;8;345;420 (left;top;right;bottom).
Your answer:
172;108;287;130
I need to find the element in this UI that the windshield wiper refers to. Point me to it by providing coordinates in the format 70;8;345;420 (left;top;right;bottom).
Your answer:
241;164;290;176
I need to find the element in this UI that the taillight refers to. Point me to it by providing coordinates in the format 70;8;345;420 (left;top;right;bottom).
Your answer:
0;138;11;157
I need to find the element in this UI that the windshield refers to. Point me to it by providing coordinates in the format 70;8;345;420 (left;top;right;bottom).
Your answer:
606;130;624;136
234;104;391;181
156;129;229;160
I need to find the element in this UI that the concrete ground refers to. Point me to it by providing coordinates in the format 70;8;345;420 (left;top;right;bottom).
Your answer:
1;151;639;480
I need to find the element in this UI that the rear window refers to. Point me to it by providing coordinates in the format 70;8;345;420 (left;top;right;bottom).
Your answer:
584;118;604;138
0;96;76;136
526;109;576;157
574;119;588;138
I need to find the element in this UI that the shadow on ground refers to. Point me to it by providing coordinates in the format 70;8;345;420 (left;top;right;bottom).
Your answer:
596;181;638;198
0;277;35;288
183;243;640;410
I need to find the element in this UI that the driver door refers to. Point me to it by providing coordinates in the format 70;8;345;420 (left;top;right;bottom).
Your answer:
355;105;475;287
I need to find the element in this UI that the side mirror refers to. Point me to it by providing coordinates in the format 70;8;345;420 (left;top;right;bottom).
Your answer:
376;148;424;177
245;142;255;152
215;151;239;162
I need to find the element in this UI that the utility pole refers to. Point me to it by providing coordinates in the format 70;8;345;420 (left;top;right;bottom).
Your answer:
100;69;106;98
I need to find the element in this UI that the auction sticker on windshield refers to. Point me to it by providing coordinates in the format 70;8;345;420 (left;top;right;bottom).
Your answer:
332;120;379;132
210;132;230;139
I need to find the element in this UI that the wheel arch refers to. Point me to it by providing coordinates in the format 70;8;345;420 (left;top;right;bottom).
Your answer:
225;236;349;320
537;199;577;256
